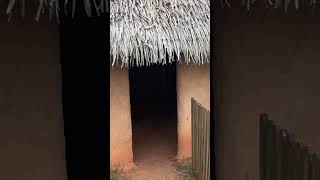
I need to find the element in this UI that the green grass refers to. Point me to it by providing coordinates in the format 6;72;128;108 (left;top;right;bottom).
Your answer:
174;158;197;180
110;169;130;180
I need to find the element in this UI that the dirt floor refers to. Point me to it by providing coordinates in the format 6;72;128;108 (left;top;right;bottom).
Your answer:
128;103;178;180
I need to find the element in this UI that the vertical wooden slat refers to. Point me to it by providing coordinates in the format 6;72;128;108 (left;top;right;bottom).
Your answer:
312;153;317;180
208;146;210;180
283;131;289;180
308;150;312;180
312;152;316;180
196;101;200;178
313;153;318;180
296;143;303;180
194;98;196;173
206;109;209;180
293;145;297;180
288;135;292;180
205;108;208;180
203;108;206;180
201;106;204;180
291;135;298;180
288;133;294;180
190;98;210;180
206;109;208;180
285;132;291;180
280;130;286;180
281;130;286;180
191;98;195;172
270;122;276;180
274;125;278;180
265;119;271;180
260;115;320;180
317;154;320;180
260;114;266;180
316;154;320;180
301;147;308;180
314;154;318;180
275;126;282;180
201;105;205;180
194;100;198;176
198;102;200;179
208;109;210;180
207;110;210;180
266;120;271;180
194;99;197;175
199;102;201;179
208;109;211;180
297;142;303;180
292;141;299;180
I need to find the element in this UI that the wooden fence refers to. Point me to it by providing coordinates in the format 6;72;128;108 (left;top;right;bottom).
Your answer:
191;98;210;180
260;114;320;180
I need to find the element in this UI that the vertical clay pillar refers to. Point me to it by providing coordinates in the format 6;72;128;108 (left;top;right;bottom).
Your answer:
176;63;210;159
110;66;134;171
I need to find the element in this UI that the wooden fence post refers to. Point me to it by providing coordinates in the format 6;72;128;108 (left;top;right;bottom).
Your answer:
191;98;210;180
260;115;320;180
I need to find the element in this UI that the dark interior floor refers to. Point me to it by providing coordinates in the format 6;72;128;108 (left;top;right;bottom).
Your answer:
132;100;177;163
129;63;177;163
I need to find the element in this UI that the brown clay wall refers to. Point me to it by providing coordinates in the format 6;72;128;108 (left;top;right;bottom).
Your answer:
215;4;320;180
176;63;210;159
0;16;67;180
110;66;134;170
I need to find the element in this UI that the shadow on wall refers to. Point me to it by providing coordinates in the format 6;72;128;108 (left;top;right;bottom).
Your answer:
215;3;320;180
0;15;67;180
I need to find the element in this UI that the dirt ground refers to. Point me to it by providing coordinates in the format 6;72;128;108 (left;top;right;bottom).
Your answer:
128;105;178;180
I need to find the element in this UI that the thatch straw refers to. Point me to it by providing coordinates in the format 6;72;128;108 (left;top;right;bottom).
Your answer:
110;0;210;67
219;0;319;12
5;0;109;21
4;0;210;67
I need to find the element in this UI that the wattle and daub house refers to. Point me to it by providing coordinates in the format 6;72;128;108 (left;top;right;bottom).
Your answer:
0;0;211;175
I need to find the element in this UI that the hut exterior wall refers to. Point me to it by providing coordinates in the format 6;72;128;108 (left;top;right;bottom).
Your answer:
0;17;67;180
176;63;210;159
215;5;320;180
110;67;134;170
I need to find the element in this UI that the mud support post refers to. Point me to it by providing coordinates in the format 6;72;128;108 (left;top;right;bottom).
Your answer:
176;63;210;159
110;66;134;171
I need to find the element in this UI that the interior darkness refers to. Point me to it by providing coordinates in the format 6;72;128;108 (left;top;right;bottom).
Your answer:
129;62;178;162
59;5;108;180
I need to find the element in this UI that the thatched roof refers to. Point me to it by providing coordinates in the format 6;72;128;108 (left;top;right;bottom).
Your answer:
110;0;210;67
3;0;108;21
219;0;319;12
3;0;210;67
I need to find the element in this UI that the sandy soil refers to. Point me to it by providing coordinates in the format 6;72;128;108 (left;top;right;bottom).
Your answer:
128;107;178;180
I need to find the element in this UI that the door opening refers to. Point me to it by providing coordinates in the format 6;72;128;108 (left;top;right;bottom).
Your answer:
129;62;178;164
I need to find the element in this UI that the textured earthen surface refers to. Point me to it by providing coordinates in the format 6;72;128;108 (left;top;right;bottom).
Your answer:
129;109;178;180
0;16;67;180
176;63;210;159
110;67;134;171
215;5;320;180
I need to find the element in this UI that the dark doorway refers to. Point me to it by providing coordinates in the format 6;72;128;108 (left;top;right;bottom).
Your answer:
129;63;178;164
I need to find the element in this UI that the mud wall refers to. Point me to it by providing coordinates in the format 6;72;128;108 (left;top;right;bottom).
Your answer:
215;4;320;180
110;67;134;170
176;63;210;158
0;16;67;180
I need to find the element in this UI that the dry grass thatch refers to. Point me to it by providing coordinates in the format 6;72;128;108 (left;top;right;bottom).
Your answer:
4;0;108;21
110;0;210;67
220;0;319;12
4;0;210;67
